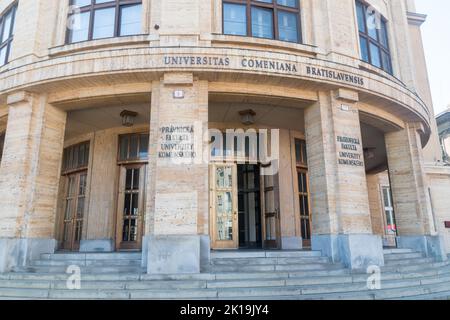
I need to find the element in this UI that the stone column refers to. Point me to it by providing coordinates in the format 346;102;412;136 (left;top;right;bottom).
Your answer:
143;73;209;274
385;123;447;261
305;90;384;269
0;92;67;272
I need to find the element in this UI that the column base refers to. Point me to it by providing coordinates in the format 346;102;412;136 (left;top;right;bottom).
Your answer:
281;237;303;250
146;235;201;274
0;238;56;273
312;234;384;270
397;235;448;262
79;239;114;253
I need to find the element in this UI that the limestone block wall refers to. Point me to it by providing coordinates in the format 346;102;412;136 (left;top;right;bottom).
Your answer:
0;93;66;239
426;166;450;254
385;123;435;236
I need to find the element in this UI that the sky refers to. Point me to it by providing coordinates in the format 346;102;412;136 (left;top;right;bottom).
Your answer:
415;0;450;115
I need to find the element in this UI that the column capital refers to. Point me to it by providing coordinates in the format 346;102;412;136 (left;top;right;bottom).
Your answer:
163;72;194;86
6;91;33;106
334;88;359;103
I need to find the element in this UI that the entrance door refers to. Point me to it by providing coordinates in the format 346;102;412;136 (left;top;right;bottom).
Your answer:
238;164;262;249
381;186;397;247
261;172;281;249
116;164;146;250
210;163;239;249
62;171;87;251
297;169;312;248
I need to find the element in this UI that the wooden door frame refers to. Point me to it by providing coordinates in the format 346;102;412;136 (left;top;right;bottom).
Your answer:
59;170;88;251
379;184;397;248
115;163;147;251
210;162;239;250
290;132;312;248
260;169;282;249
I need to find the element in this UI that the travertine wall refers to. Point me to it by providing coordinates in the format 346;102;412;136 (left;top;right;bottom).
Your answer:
305;90;372;236
146;74;209;237
426;167;450;253
385;123;435;236
0;92;66;239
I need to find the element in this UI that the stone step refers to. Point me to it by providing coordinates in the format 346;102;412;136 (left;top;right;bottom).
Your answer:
1;269;450;300
383;257;436;266
382;248;414;254
381;261;449;273
210;256;330;266
205;263;345;273
13;266;146;274
210;250;322;259
40;252;142;261
31;259;142;267
2;265;449;289
383;252;425;260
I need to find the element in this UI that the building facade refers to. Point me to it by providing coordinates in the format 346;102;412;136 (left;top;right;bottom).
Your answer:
0;0;449;274
437;108;450;163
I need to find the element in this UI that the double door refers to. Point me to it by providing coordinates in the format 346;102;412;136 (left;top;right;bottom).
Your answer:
210;163;281;250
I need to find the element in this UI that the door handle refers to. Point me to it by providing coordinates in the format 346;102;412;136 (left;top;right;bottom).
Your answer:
233;211;237;221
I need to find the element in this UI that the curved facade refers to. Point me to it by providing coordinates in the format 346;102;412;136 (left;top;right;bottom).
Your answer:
0;0;449;274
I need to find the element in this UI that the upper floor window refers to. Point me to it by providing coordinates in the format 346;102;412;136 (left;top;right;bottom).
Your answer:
0;3;17;67
62;141;90;174
223;0;301;43
356;1;392;74
67;0;142;44
0;131;5;163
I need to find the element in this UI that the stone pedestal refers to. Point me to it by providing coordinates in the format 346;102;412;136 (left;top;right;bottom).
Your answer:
79;239;114;253
312;234;384;269
397;235;448;262
0;238;56;273
281;237;303;250
146;235;201;274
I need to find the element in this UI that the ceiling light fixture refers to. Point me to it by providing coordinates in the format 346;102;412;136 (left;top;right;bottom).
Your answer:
120;110;138;127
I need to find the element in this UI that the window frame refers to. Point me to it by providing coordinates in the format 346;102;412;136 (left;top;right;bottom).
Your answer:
117;132;149;164
62;141;91;175
66;0;143;44
0;131;5;163
222;0;302;44
0;2;18;67
356;0;393;74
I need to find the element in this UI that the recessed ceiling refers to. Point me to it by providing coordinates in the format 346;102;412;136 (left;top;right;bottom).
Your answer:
65;104;150;139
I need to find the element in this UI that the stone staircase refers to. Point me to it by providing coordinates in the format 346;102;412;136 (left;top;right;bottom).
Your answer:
0;249;449;300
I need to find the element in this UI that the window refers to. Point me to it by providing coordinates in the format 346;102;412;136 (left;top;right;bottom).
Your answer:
356;1;392;74
0;3;17;67
118;133;149;162
223;0;301;43
67;0;142;44
62;141;90;174
0;131;5;163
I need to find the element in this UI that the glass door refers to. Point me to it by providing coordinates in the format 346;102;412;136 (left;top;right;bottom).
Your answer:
116;164;146;250
61;171;87;251
381;186;397;247
210;164;238;249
